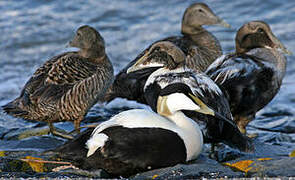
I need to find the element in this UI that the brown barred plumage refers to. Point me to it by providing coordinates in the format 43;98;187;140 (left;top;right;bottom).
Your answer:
2;25;114;136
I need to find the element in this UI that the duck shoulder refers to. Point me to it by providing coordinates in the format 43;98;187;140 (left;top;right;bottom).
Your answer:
206;49;279;114
24;52;99;101
19;52;113;121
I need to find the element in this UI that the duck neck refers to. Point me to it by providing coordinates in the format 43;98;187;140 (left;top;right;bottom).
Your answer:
181;23;205;36
272;49;287;77
79;48;106;63
182;25;222;68
166;111;203;161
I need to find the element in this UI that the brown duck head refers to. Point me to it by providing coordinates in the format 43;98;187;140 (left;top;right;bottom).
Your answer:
181;3;230;35
235;21;292;55
69;25;106;58
127;41;186;73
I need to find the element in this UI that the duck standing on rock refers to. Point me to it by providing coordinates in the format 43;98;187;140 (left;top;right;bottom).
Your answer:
206;21;292;135
126;41;253;153
104;2;230;103
2;25;114;139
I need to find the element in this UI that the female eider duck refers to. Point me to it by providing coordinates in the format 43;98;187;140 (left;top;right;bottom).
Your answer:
54;90;211;177
126;43;253;152
104;2;230;103
2;25;114;138
206;21;292;135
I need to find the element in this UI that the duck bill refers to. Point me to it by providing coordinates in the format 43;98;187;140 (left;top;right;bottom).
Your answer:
127;53;148;74
127;52;164;74
269;33;293;55
216;18;231;28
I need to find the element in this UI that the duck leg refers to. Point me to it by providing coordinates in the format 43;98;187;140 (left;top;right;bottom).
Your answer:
67;117;84;135
74;119;82;134
235;115;257;138
49;123;74;140
68;122;100;135
209;143;219;160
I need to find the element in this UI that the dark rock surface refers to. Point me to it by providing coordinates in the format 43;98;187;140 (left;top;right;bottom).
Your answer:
1;139;294;179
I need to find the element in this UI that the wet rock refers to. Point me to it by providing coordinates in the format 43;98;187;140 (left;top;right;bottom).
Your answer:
0;136;64;151
133;155;243;179
2;126;51;140
1;141;295;179
246;157;295;177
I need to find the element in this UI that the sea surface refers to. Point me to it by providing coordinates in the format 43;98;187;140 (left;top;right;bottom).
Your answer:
0;0;294;177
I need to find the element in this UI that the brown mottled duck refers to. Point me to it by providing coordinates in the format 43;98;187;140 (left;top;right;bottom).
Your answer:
206;21;292;135
2;25;114;139
104;2;231;104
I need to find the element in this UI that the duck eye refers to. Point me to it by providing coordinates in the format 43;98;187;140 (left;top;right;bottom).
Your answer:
198;9;204;13
77;32;81;37
257;28;264;33
152;46;161;53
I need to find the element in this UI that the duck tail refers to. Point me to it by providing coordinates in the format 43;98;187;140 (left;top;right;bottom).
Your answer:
2;99;28;117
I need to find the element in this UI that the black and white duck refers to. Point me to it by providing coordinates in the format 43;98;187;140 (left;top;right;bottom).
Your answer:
126;42;253;152
2;25;114;138
104;2;230;103
206;21;292;135
54;90;209;177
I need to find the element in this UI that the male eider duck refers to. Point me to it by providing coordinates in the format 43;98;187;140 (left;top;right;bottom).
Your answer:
104;2;230;103
54;90;211;177
206;21;292;135
126;46;253;152
2;25;114;138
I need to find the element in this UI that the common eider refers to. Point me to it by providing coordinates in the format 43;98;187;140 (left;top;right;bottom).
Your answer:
104;2;230;103
206;21;291;135
126;47;253;152
54;90;211;177
2;25;114;138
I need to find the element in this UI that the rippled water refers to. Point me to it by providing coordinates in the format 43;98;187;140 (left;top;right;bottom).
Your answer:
0;0;294;165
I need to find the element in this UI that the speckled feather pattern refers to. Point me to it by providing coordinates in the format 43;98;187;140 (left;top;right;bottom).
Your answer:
9;51;113;123
162;30;222;72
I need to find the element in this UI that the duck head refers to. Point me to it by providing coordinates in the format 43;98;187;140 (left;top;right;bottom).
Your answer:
235;21;292;55
127;41;186;73
181;3;231;35
69;25;106;58
156;83;236;127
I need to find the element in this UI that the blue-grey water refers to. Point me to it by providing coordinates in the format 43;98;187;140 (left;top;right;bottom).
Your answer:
0;0;295;177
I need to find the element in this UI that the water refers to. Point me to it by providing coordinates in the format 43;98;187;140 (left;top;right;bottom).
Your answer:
0;0;295;177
